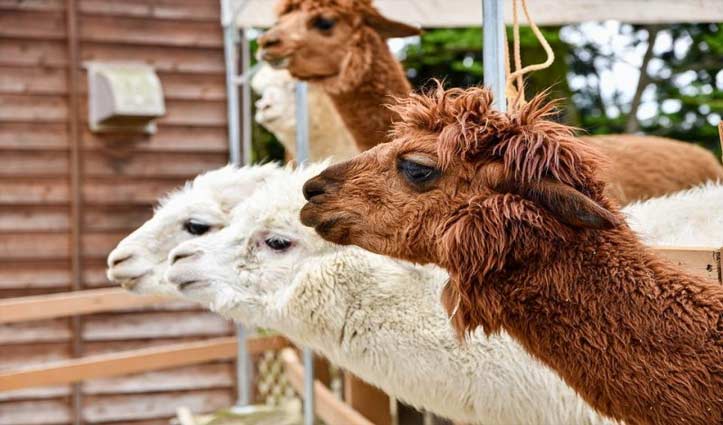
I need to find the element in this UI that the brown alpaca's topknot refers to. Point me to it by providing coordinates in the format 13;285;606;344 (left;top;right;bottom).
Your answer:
391;83;606;197
275;0;376;17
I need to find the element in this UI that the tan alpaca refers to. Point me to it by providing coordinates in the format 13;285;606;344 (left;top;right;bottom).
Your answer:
300;86;723;425
258;0;723;203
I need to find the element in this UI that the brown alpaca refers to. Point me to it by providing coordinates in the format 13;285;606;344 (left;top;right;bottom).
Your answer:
300;86;723;425
257;0;419;151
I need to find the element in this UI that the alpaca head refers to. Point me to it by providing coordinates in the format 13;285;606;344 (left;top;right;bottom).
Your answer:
252;64;297;133
106;163;281;296
300;85;621;335
164;163;334;322
257;0;419;93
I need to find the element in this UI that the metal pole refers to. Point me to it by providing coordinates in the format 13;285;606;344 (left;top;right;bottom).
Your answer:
483;0;507;112
241;28;253;165
295;81;315;425
221;0;253;407
222;0;241;165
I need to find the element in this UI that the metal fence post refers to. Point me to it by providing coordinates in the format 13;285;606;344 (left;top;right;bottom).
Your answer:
483;0;507;112
295;81;315;425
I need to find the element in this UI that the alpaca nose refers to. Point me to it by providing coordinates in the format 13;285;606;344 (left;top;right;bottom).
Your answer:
258;32;282;49
170;248;201;266
303;176;327;201
108;249;134;268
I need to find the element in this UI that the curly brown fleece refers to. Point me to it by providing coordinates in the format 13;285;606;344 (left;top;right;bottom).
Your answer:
300;85;723;425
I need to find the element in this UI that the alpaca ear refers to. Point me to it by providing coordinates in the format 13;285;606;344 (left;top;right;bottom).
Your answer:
520;180;620;230
362;9;422;39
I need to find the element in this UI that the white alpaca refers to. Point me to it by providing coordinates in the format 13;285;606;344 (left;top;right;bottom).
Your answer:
623;181;723;247
251;64;358;162
106;163;282;295
164;164;620;425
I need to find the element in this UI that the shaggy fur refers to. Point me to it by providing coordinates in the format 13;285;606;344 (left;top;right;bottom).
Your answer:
106;163;282;295
625;181;723;247
251;64;358;162
301;86;723;425
165;165;619;425
257;0;418;151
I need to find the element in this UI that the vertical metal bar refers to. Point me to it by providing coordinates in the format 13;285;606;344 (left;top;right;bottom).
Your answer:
223;0;241;165
295;81;314;425
222;0;253;407
483;0;507;112
65;0;83;423
240;28;253;165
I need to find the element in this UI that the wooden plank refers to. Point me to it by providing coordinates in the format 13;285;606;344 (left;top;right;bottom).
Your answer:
0;288;169;324
0;336;290;391
0;233;69;260
0;399;72;425
0;319;71;344
0;66;67;95
81;311;233;341
0;342;71;369
81;43;224;74
82;390;232;423
0;0;64;12
0;262;70;290
654;246;722;282
0;384;70;402
280;348;374;425
82;151;227;178
79;16;222;48
0;178;69;204
0;40;68;67
75;71;225;101
82;177;185;205
159;99;227;126
344;374;392;425
0;206;69;232
0;151;69;176
0;122;68;150
82;363;234;394
83;126;227;153
0;10;66;40
79;0;219;22
82;206;152;232
0;95;68;122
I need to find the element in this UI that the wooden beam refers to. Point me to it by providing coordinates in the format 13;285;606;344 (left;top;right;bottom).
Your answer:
0;335;290;391
0;288;170;324
279;349;374;425
344;373;392;425
653;246;722;283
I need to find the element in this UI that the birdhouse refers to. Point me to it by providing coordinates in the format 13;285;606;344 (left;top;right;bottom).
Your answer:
87;63;165;134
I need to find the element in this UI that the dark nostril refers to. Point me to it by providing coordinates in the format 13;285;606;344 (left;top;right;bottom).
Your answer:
111;254;132;267
171;250;199;266
303;177;327;201
260;36;281;49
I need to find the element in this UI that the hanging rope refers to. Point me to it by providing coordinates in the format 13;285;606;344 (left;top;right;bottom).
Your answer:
504;0;556;109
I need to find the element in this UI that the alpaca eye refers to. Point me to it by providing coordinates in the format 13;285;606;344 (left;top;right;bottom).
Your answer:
398;159;440;188
265;237;292;251
312;17;335;31
183;219;211;236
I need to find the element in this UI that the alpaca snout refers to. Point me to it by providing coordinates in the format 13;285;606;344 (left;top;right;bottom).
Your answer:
302;175;328;201
108;248;134;268
169;247;202;266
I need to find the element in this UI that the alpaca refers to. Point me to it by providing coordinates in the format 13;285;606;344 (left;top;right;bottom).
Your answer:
257;0;420;152
258;0;723;203
106;162;282;295
164;164;620;425
624;181;723;247
300;86;723;425
251;64;358;162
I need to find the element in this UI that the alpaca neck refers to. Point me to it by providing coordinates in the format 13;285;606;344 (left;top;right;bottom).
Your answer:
325;35;411;151
493;229;723;425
